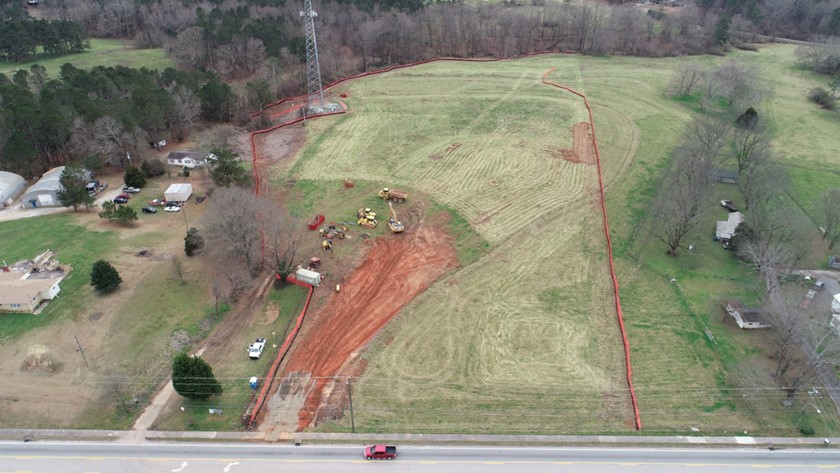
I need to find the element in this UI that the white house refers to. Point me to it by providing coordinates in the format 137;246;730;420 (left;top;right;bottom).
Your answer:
164;183;193;203
726;302;771;329
0;271;61;314
166;151;207;169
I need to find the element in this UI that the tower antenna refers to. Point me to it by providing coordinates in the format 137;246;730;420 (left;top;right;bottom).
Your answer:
300;0;324;109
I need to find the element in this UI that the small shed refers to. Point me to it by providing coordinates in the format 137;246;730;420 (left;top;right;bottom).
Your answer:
164;183;193;203
715;211;744;241
830;256;840;270
0;171;26;208
710;169;739;184
726;302;771;329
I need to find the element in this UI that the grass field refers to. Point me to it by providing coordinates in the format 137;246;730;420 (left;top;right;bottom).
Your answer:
280;45;840;436
0;39;173;78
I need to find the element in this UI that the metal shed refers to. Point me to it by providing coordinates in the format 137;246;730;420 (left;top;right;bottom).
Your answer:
164;183;193;203
0;171;26;208
20;167;65;208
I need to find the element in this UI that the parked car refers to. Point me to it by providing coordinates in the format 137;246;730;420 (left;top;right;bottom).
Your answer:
116;193;130;200
149;199;167;207
114;196;129;204
141;206;157;214
720;200;738;212
163;206;181;212
123;186;141;193
248;338;266;359
195;195;206;204
165;201;181;208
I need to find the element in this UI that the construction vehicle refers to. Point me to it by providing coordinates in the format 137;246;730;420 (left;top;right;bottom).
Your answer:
319;223;346;239
307;257;321;270
379;188;407;203
357;208;377;228
387;201;404;233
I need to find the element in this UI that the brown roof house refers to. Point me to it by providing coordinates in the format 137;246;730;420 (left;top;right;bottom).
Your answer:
0;250;65;314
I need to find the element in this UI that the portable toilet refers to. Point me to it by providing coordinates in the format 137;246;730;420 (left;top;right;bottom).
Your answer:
249;376;258;390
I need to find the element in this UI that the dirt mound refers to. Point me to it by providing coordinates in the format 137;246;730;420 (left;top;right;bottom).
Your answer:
556;122;596;165
266;218;458;431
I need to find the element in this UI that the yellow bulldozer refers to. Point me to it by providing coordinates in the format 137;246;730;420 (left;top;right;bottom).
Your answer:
357;208;377;228
379;187;407;203
387;201;405;233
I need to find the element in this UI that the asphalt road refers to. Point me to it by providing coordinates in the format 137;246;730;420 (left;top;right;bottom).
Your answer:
1;442;840;472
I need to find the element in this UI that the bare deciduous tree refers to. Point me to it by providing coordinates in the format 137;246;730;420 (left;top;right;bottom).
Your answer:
734;204;810;296
670;62;704;98
204;187;262;274
766;294;840;398
731;124;770;174
260;202;304;280
171;86;201;142
712;60;769;110
818;188;840;249
735;151;786;211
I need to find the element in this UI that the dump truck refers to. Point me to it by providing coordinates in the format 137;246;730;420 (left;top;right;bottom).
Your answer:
364;445;397;460
379;188;407;203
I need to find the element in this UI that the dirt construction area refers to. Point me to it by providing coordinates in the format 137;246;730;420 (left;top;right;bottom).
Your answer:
261;216;459;433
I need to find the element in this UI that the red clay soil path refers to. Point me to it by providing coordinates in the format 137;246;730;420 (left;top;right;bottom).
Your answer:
280;221;458;430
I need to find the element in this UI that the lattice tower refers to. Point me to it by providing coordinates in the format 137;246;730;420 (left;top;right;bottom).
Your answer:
300;0;324;107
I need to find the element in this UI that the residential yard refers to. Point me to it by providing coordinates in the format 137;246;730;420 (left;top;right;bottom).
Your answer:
0;169;221;428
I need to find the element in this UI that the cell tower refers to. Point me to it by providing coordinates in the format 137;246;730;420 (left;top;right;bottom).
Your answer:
300;0;324;108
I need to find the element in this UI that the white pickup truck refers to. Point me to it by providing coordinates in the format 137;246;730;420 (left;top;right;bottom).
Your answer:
248;338;266;359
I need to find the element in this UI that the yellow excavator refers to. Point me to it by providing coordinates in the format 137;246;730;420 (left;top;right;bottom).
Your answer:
388;201;404;233
357;208;377;228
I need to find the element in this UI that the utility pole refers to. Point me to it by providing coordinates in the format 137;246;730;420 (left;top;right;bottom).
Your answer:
73;334;89;368
347;378;355;433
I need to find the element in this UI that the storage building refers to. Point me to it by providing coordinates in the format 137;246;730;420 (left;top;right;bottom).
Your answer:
164;183;193;203
0;171;26;208
21;166;66;208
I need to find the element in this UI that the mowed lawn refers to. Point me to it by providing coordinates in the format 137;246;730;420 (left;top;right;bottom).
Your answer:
286;46;840;435
291;56;637;434
0;39;172;78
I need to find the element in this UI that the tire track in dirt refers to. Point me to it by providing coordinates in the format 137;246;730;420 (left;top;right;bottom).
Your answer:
264;218;458;431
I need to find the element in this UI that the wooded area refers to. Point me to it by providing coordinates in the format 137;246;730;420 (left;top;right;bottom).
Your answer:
3;0;840;176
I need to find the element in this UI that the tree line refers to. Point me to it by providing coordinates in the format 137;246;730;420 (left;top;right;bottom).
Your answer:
31;0;837;85
0;64;235;178
0;11;90;63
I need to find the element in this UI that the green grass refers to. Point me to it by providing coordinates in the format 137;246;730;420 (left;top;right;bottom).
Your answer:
285;45;840;436
152;283;309;431
0;214;117;340
0;39;173;78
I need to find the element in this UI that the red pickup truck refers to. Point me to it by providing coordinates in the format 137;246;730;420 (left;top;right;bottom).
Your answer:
364;444;397;460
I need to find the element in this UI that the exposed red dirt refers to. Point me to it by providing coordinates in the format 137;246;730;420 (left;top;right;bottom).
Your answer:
274;218;458;430
556;122;596;165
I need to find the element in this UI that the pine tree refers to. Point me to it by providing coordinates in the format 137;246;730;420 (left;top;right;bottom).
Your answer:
123;165;146;188
184;227;205;256
56;163;94;211
90;260;122;294
172;353;223;401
